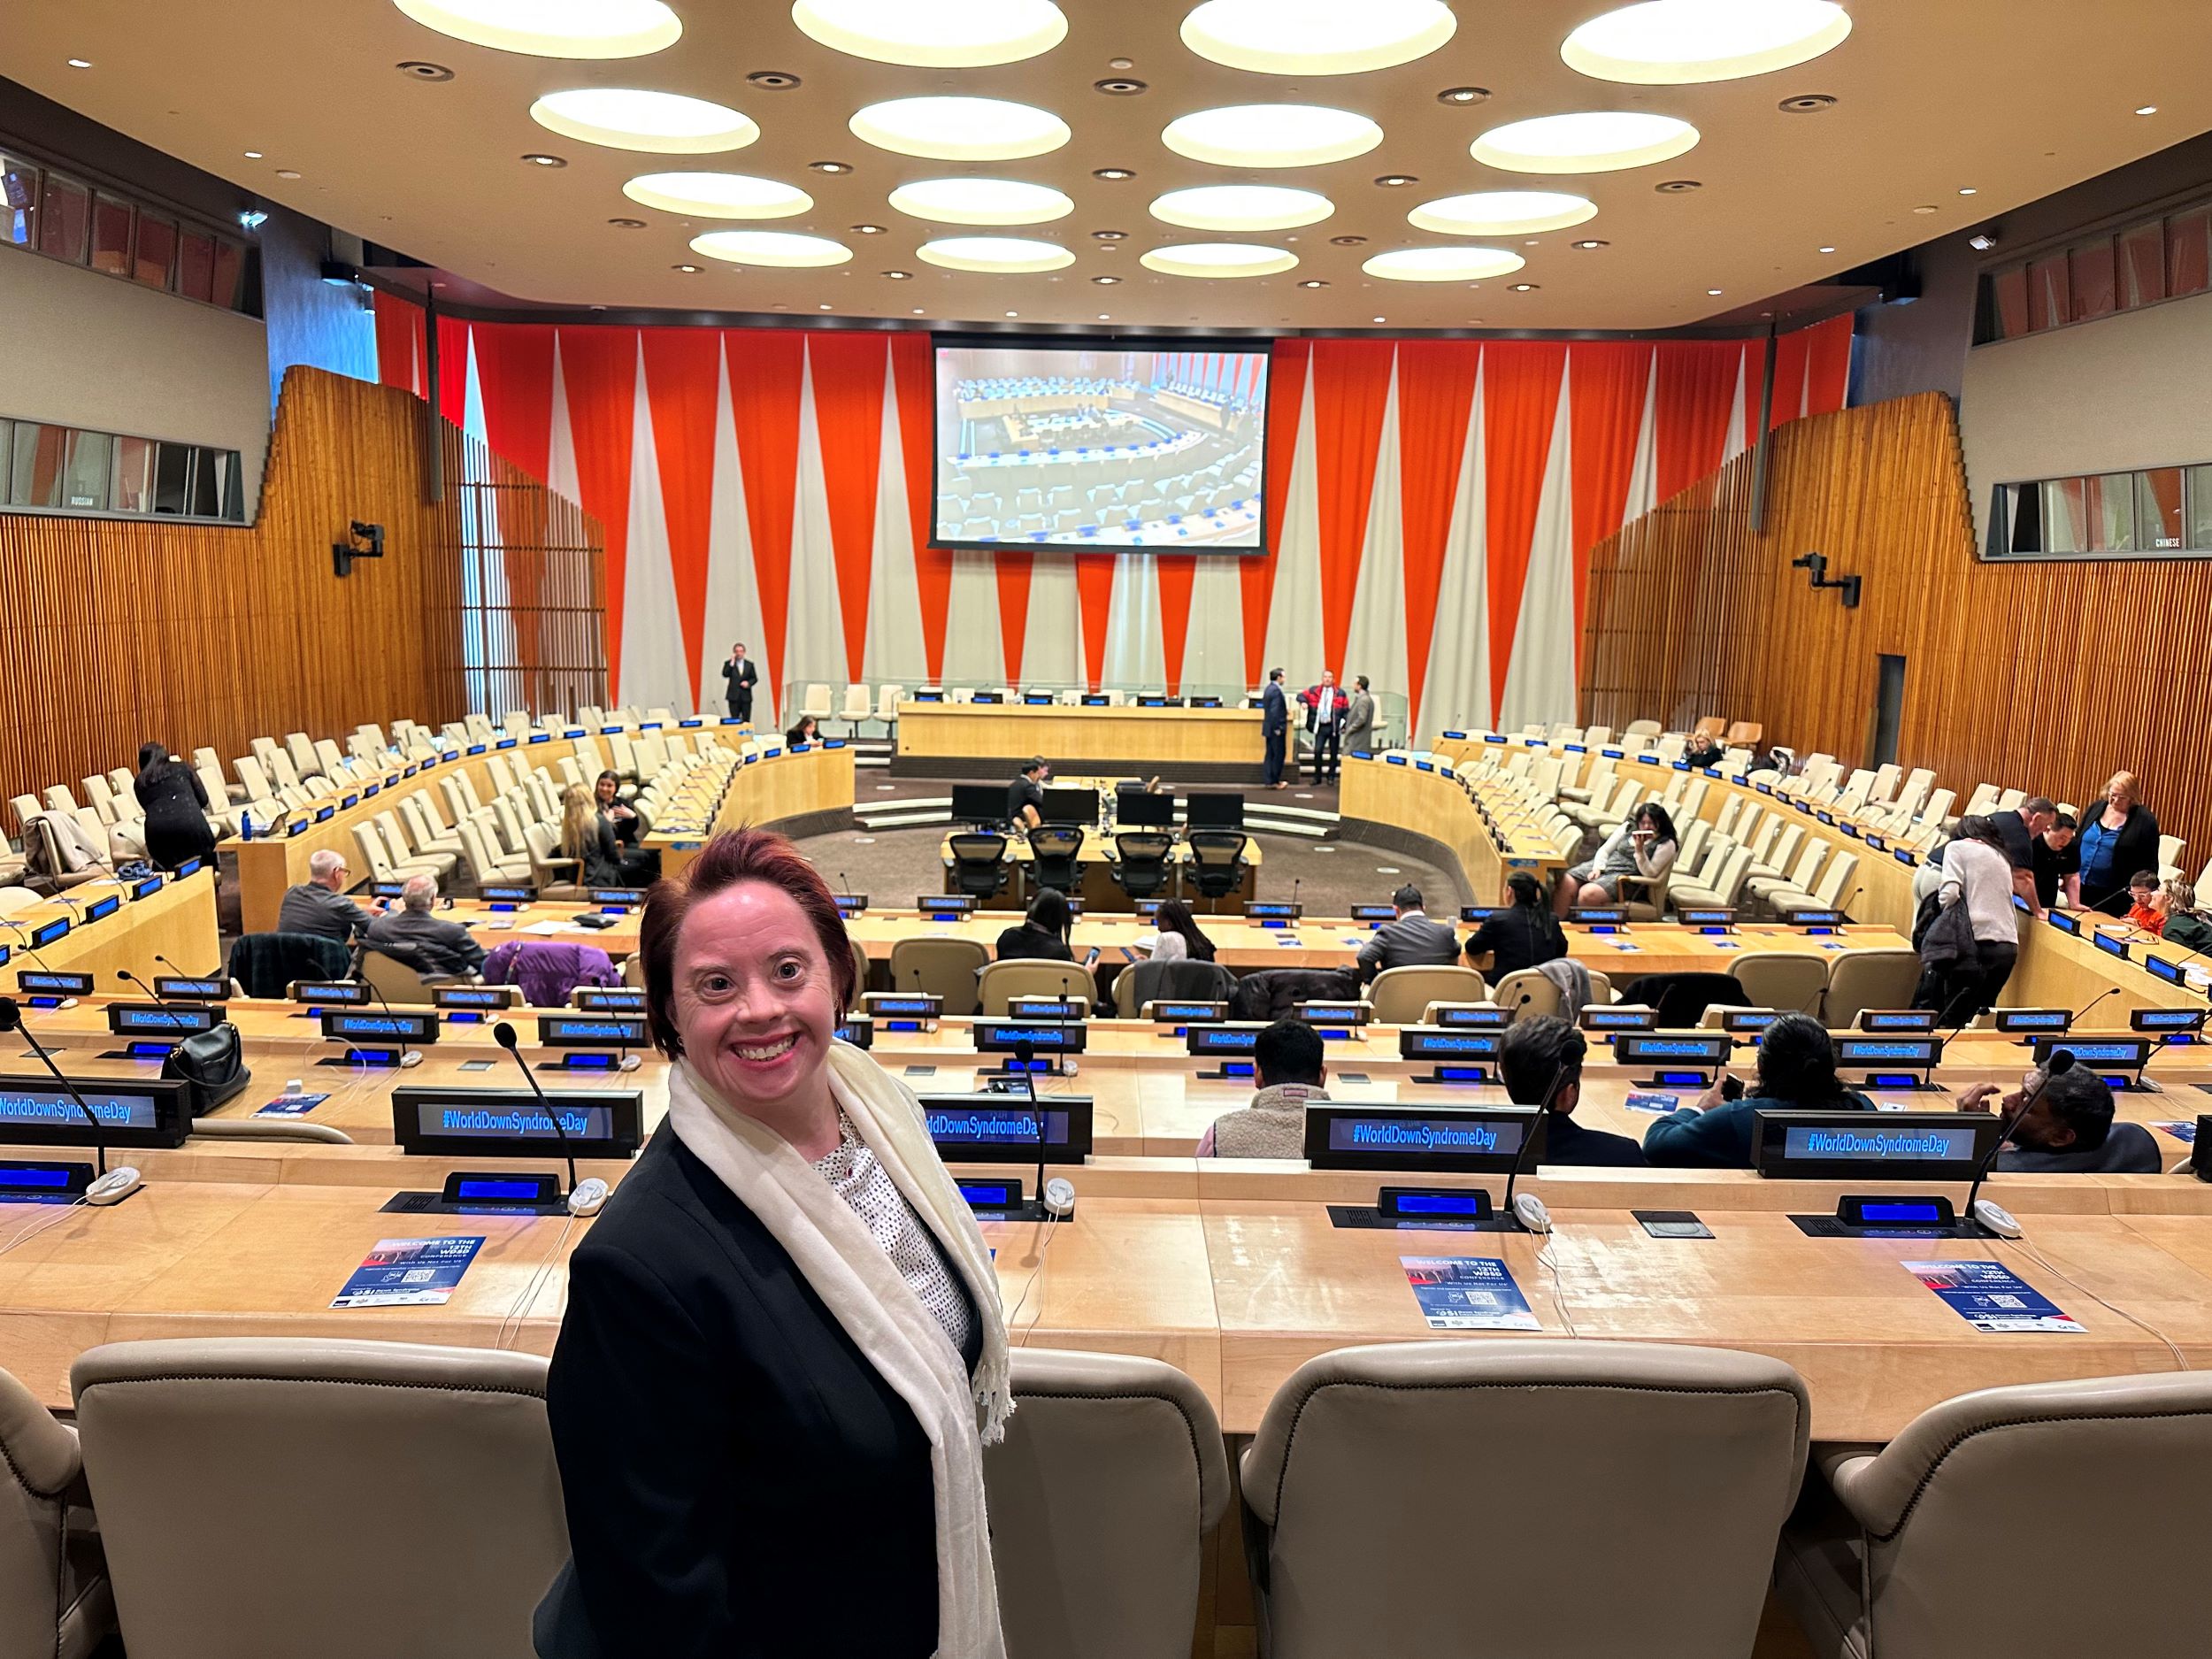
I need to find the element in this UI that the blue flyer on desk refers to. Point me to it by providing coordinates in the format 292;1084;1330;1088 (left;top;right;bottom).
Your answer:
2154;1121;2197;1143
256;1092;329;1118
1402;1256;1541;1331
333;1236;486;1309
1903;1260;2084;1334
1624;1092;1680;1115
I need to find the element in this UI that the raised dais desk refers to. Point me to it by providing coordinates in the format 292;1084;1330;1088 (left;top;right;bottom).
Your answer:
895;703;1263;784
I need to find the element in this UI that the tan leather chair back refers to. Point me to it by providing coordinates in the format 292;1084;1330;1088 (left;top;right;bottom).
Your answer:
0;1363;112;1659
986;1349;1228;1659
1823;948;1924;1028
978;958;1098;1016
359;947;436;1003
1780;1371;2212;1659
73;1339;565;1659
888;937;992;1016
1487;967;1563;1021
1242;1340;1808;1659
1732;951;1830;1017
1369;964;1486;1026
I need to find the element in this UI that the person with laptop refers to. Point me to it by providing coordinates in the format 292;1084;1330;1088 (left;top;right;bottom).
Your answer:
1006;757;1047;831
1356;884;1461;982
1641;1013;1874;1168
1195;1019;1329;1157
1498;1017;1645;1166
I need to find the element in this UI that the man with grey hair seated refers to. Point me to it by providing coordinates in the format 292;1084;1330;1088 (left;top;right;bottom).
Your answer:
276;847;377;943
363;873;484;979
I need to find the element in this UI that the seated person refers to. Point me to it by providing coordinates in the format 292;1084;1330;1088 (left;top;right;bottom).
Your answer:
1151;897;1216;963
1006;757;1047;830
1555;803;1678;916
560;784;654;888
1642;1013;1873;1168
594;768;659;882
1196;1019;1328;1157
277;847;377;942
784;716;818;749
1356;883;1460;982
2154;878;2212;952
1464;872;1568;981
2125;869;2163;933
1680;733;1724;770
1956;1052;2162;1173
363;874;486;979
991;887;1099;972
1499;1016;1645;1167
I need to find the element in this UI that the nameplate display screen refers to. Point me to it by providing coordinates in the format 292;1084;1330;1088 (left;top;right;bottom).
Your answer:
1676;908;1735;927
2135;1008;2208;1033
294;981;370;1006
1613;1034;1731;1068
973;1019;1087;1055
1994;1009;2070;1033
2030;1036;2151;1071
1304;1105;1540;1173
537;1015;649;1048
433;987;511;1010
1571;908;1625;926
1149;1002;1225;1023
480;884;535;902
0;1076;192;1148
867;995;944;1018
1582;1008;1657;1032
154;976;229;1001
1431;1005;1511;1030
1295;1002;1368;1025
320;1010;441;1044
1784;909;1845;928
919;1094;1093;1164
1244;902;1302;921
919;895;978;918
1858;1010;1939;1033
1834;1037;1941;1069
1459;908;1499;925
1398;1028;1502;1060
27;920;67;949
392;1087;642;1159
573;988;649;1013
2093;931;2129;960
1350;905;1398;926
588;888;647;907
1186;1023;1264;1056
1007;998;1087;1021
1754;1110;1995;1180
16;972;91;996
106;1002;223;1036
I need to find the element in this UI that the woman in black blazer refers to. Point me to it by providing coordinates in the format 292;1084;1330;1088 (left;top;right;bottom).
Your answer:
537;830;1011;1658
992;886;1078;963
131;742;216;870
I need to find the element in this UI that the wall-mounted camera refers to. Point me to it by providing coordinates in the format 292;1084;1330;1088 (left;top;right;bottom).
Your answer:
333;520;385;578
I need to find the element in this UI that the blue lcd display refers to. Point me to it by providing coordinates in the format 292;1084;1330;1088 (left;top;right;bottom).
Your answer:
1189;1026;1261;1053
540;1018;648;1047
1392;1192;1486;1215
326;1012;438;1041
455;1178;545;1202
1616;1037;1730;1063
0;1165;77;1189
1434;1007;1511;1029
924;1104;1071;1148
130;876;164;900
2093;932;2129;959
957;1181;1018;1207
413;1100;614;1141
28;919;68;949
0;1087;162;1130
1782;1124;1981;1162
1325;1115;1528;1156
1858;1200;1944;1224
111;1005;219;1033
1400;1031;1502;1057
1836;1040;1939;1064
296;981;369;1005
19;972;91;995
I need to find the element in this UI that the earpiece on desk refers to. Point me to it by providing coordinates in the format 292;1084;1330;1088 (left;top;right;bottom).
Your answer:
568;1177;610;1217
1043;1177;1076;1217
1971;1197;2021;1239
398;1050;423;1069
1512;1192;1552;1234
619;1053;641;1071
86;1166;142;1207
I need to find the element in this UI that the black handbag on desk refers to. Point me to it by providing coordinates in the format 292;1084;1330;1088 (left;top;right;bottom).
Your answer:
163;1021;251;1115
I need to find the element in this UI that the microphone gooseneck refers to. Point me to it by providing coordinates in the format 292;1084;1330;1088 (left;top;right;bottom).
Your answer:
0;995;109;1179
495;1019;603;1214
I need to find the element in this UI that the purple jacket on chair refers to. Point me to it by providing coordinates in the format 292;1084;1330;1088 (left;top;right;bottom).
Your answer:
481;940;620;1008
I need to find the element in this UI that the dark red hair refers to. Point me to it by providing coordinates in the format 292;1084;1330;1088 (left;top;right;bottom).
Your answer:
638;827;858;1058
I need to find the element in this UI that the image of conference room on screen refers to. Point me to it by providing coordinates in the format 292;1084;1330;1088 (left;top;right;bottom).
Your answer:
933;342;1269;551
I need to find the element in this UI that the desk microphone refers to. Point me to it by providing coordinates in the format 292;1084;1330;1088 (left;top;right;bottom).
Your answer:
2070;984;2122;1027
493;1020;606;1216
1291;878;1301;918
1961;1050;2075;1240
1501;1047;1573;1234
153;952;219;986
115;969;175;1007
0;995;137;1202
0;923;76;1006
359;978;424;1068
1010;1038;1073;1220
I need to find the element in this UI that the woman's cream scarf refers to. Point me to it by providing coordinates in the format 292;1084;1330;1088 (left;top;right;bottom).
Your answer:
663;1042;1010;1658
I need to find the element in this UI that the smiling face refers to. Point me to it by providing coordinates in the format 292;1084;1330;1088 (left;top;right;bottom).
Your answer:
670;880;840;1133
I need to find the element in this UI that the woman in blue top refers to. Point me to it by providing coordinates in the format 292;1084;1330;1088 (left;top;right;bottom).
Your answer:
2078;771;2161;916
1642;1014;1875;1168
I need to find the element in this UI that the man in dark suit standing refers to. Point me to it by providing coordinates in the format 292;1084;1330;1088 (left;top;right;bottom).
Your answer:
1261;668;1289;790
1355;884;1462;983
721;642;758;724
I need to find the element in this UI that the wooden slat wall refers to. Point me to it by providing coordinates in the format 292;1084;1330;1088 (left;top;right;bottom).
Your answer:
1580;390;2212;869
0;365;605;830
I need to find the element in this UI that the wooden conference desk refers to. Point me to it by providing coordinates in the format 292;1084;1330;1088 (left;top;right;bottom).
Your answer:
934;833;1263;914
895;702;1264;782
647;743;856;884
4;869;219;990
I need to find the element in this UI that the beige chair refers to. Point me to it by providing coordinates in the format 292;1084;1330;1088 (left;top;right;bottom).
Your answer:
978;958;1097;1016
358;947;442;1002
379;810;457;881
352;824;440;888
1731;952;1831;1018
1776;1371;2212;1659
73;1338;565;1659
1617;857;1674;922
1767;849;1860;920
1487;966;1565;1020
1746;840;1827;915
1823;948;1924;1028
888;938;991;1017
986;1348;1228;1659
1368;964;1486;1026
522;824;587;902
801;682;835;725
457;818;532;888
1243;1340;1809;1659
0;1363;113;1659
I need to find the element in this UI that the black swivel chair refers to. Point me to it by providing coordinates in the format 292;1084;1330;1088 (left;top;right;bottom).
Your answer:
1028;826;1085;897
1110;833;1174;901
1184;831;1250;907
948;833;1011;902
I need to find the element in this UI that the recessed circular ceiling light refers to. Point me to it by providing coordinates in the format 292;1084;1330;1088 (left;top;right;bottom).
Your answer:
1778;93;1836;112
626;172;814;218
1706;287;1723;295
522;152;567;166
2136;104;2159;116
1092;274;1121;284
850;96;1070;161
1329;234;1368;246
1363;246;1525;281
748;69;803;88
1372;316;1386;323
1508;282;1538;291
1655;178;1701;192
1472;111;1699;173
1162;104;1384;169
690;229;853;266
884;268;913;278
1374;174;1419;188
1911;204;1937;214
245;150;264;159
1149;183;1333;232
1180;0;1455;75
1818;244;1836;253
672;262;702;272
276;169;303;180
792;0;1066;66
608;216;648;227
1572;238;1608;249
1409;188;1596;235
1958;186;1978;196
1438;86;1490;104
529;88;758;153
1299;278;1330;288
1094;78;1148;96
1141;242;1299;279
1091;229;1128;240
397;59;456;80
1561;0;1850;84
918;235;1074;273
66;58;93;69
1098;312;1110;319
889;177;1074;225
391;0;681;58
852;222;886;234
1094;166;1136;180
810;160;856;174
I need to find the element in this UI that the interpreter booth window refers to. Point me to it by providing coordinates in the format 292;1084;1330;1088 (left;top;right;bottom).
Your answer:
0;416;244;523
1976;196;2212;343
1988;465;2208;559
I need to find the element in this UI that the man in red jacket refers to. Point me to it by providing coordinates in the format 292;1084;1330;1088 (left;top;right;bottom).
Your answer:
1296;670;1350;785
